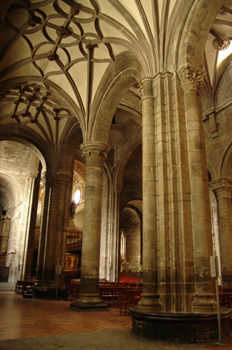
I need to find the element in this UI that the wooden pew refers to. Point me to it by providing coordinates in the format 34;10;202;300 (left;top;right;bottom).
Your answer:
67;281;144;309
119;288;143;315
67;280;80;300
15;280;34;295
99;285;123;306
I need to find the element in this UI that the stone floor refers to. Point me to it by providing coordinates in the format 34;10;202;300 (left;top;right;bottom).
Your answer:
0;291;231;350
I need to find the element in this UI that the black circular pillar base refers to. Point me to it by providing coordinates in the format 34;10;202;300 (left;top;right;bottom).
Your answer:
130;306;231;343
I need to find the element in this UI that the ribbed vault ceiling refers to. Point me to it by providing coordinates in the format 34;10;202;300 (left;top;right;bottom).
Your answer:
0;0;231;149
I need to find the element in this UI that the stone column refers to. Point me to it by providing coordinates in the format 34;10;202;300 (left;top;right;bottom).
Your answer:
71;141;111;310
36;171;72;289
179;65;216;312
210;178;232;286
138;77;161;310
22;170;39;280
47;172;71;269
36;171;52;284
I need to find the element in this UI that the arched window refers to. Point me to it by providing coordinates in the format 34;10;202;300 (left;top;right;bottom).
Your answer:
73;189;81;205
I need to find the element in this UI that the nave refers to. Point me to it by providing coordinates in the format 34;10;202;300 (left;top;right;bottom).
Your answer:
0;291;231;350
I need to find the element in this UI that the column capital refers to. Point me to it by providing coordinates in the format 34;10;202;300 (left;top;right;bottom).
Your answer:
41;171;53;187
209;178;232;190
178;65;206;93
140;77;153;103
80;141;111;168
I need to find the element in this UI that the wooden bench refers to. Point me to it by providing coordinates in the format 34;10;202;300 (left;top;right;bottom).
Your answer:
67;281;80;300
67;281;144;308
99;285;123;306
15;280;34;295
119;288;142;315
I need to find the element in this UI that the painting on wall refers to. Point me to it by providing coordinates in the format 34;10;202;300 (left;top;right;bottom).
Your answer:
65;253;79;271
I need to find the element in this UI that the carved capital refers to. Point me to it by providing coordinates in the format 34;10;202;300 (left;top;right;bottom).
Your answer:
80;141;111;168
212;36;230;51
41;172;53;187
140;77;153;105
209;178;232;190
179;65;206;93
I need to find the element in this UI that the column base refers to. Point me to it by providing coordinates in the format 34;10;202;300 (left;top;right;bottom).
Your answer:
70;293;108;312
70;301;108;312
130;306;231;343
192;293;217;313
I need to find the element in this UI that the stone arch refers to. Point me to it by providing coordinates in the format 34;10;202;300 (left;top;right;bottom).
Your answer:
115;135;142;195
89;51;143;143
0;127;48;171
57;119;83;176
177;0;223;71
0;173;20;215
120;205;142;271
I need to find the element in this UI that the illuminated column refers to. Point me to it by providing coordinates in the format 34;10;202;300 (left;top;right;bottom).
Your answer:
179;65;216;312
71;141;111;309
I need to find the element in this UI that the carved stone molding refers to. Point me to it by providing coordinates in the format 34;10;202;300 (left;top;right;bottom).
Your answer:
29;170;39;179
80;141;111;168
178;65;206;93
41;172;53;187
212;36;230;51
209;178;232;190
140;77;153;103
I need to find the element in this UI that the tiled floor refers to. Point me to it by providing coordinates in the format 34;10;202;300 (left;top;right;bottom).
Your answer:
0;291;231;350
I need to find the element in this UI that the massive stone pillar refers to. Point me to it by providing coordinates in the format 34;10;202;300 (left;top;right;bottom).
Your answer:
131;70;231;343
210;178;232;286
71;141;111;310
179;65;216;313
